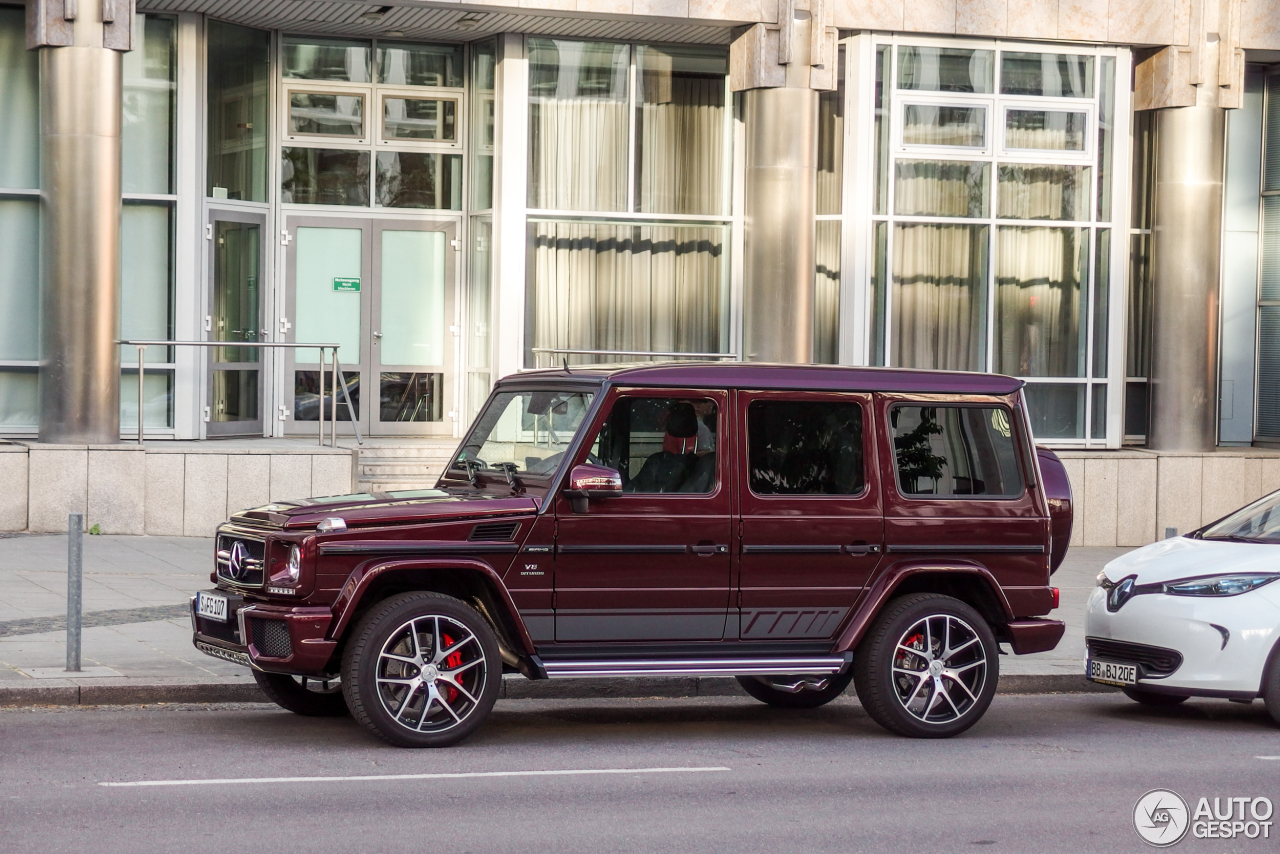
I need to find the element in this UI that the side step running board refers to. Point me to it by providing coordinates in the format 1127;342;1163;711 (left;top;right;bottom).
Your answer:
540;654;851;679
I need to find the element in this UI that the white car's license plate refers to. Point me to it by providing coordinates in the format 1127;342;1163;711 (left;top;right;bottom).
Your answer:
1088;658;1137;686
196;592;229;623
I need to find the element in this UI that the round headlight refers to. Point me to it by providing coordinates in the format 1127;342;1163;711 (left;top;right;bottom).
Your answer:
284;544;302;583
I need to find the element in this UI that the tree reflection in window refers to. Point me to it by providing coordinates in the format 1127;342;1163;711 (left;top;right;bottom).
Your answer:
747;401;864;495
890;405;1024;497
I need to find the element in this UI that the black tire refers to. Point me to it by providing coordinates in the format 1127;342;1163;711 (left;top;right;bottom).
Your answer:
1122;686;1189;707
736;672;854;709
253;671;349;717
342;592;501;748
853;593;999;738
1262;649;1280;726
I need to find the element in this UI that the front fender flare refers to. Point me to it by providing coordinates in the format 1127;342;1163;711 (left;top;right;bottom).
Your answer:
329;557;535;654
833;560;1015;654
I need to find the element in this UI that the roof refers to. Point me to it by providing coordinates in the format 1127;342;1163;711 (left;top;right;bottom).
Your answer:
502;362;1025;396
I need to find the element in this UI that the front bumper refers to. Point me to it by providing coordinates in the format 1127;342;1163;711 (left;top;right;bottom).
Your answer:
190;590;339;677
1083;585;1280;696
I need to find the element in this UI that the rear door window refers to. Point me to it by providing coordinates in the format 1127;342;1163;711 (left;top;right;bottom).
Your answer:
747;400;865;495
889;405;1024;498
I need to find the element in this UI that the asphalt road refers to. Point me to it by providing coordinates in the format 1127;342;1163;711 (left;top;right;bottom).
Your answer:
3;692;1279;854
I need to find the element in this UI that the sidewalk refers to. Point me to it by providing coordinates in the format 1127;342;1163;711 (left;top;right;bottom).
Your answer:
0;533;1123;705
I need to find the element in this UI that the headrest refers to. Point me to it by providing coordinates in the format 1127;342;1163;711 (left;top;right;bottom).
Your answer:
665;403;699;439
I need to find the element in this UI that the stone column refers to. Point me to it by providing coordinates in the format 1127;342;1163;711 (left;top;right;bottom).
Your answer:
731;0;836;363
29;0;134;444
1136;0;1244;450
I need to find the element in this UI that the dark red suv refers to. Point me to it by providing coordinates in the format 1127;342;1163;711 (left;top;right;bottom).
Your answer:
191;363;1072;746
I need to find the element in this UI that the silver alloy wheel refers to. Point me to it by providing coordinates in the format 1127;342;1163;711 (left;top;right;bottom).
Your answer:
374;614;487;734
890;613;988;725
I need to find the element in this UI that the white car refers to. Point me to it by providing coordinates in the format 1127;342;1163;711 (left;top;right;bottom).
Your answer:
1085;491;1280;720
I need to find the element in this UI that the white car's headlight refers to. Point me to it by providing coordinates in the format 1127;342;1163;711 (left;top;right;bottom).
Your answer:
1163;574;1278;597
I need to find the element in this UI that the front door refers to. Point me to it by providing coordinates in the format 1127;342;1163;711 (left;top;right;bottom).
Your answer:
553;388;732;643
283;216;456;437
207;211;266;437
735;390;884;640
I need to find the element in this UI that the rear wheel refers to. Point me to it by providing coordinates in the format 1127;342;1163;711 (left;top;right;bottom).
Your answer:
342;592;501;748
736;671;854;709
853;593;999;738
1122;686;1189;707
253;671;348;717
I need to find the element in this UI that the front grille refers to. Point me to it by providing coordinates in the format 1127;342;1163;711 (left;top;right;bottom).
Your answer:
469;521;521;541
249;618;293;658
216;534;266;587
1087;637;1183;678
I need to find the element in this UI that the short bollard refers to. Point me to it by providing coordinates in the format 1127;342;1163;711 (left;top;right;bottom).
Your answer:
66;513;83;673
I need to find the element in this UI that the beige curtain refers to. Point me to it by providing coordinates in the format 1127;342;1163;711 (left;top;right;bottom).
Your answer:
636;46;727;215
530;222;726;365
994;226;1085;377
814;222;840;364
895;160;988;217
528;40;629;211
997;165;1089;220
892;223;988;371
816;79;844;215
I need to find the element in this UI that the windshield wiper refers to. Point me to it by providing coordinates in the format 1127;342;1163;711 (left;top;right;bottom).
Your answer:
460;459;482;488
495;462;522;490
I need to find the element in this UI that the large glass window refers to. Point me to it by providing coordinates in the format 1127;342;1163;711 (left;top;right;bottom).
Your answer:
122;15;175;194
207;22;270;202
0;5;39;191
871;40;1122;445
814;47;844;364
526;39;732;367
1257;72;1280;439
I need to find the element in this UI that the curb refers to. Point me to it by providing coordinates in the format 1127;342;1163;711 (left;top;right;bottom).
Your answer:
0;673;1116;708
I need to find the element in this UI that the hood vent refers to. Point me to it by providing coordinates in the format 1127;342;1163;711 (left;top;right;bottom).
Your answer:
469;521;520;542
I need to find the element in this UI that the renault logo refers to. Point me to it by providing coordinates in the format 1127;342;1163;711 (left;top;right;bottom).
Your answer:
228;541;249;581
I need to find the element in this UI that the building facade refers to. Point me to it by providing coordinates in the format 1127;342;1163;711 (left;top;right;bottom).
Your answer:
2;0;1280;539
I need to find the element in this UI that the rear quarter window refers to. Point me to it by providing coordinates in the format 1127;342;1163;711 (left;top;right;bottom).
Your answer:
889;404;1024;498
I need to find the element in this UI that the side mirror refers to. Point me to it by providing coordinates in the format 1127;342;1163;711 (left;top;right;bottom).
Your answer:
563;464;622;513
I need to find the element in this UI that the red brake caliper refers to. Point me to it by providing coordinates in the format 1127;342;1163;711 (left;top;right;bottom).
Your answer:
441;633;462;704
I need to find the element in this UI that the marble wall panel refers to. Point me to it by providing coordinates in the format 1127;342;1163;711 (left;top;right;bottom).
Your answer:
1116;457;1158;547
957;0;1007;34
144;453;184;536
270;455;313;503
904;0;958;33
1156;456;1202;537
227;455;271;518
1108;0;1176;45
1261;458;1280;495
633;0;690;15
0;451;28;532
1242;0;1280;49
576;0;633;13
184;455;229;538
27;449;87;534
87;449;146;535
1007;0;1057;38
834;0;905;28
1082;457;1119;547
1057;0;1108;40
1242;457;1265;504
691;0;769;20
312;455;355;498
1201;456;1248;523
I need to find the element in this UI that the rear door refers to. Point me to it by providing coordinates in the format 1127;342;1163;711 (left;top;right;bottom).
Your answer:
735;391;884;640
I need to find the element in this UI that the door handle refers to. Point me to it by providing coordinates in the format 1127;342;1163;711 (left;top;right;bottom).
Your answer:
843;544;881;555
690;544;727;557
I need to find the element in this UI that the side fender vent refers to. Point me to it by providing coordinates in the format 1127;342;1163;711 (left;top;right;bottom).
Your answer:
469;521;520;542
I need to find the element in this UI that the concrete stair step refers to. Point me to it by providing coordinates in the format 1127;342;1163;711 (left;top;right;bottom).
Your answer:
359;462;446;477
357;480;441;492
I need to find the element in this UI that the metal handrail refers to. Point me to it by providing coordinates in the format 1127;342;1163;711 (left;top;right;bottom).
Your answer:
117;340;362;448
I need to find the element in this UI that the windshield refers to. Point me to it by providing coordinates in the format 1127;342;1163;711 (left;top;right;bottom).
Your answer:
1201;490;1280;543
452;389;596;478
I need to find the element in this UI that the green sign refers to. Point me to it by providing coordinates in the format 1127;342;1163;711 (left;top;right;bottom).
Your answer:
333;277;360;293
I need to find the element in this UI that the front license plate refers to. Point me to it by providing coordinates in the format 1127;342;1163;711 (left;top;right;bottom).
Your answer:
196;591;229;623
1088;658;1137;686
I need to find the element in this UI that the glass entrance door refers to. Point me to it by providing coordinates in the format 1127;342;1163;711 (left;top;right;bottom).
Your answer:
284;216;455;437
207;211;265;437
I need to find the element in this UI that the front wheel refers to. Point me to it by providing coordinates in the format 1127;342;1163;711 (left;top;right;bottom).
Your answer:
342;592;501;748
253;671;348;717
736;672;854;709
853;594;999;738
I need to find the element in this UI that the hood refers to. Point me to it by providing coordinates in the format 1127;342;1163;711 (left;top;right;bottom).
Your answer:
1102;536;1280;586
232;487;540;530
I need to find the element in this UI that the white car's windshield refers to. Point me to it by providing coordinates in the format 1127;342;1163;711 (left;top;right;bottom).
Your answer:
1201;490;1280;543
452;390;595;478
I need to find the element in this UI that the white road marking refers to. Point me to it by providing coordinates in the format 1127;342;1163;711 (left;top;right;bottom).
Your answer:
1255;756;1280;760
100;766;732;788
